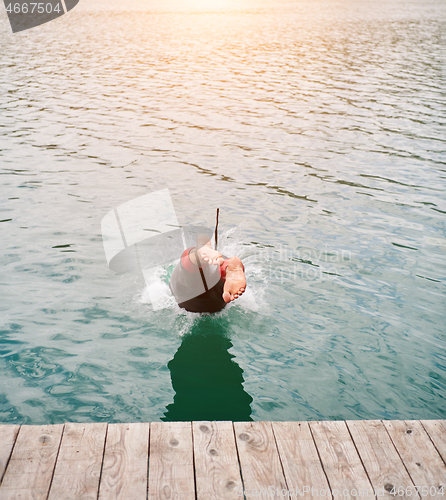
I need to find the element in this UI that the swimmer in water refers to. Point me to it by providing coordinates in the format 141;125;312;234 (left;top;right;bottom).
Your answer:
169;234;246;313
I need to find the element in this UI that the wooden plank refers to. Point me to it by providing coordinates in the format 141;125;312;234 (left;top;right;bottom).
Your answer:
0;424;63;500
192;421;243;500
148;421;194;500
98;423;150;500
421;420;446;464
309;420;372;499
383;420;446;498
47;422;107;500
272;421;331;500
0;425;19;483
234;421;288;498
346;420;419;499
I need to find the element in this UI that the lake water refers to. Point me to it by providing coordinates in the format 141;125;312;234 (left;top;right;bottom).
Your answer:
1;0;445;425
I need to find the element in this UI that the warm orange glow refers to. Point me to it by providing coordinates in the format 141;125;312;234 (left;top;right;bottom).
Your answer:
172;0;247;12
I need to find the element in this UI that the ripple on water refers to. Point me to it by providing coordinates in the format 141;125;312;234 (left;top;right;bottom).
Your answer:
0;0;445;423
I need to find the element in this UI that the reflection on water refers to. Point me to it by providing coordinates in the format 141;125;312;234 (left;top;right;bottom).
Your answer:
163;317;252;422
0;0;445;424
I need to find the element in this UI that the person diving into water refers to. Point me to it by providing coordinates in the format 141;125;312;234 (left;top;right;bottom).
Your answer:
169;234;247;313
101;194;245;312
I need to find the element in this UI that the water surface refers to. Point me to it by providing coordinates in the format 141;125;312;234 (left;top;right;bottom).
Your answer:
1;0;445;424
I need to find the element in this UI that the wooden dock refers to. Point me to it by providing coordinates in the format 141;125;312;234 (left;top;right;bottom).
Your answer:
0;420;445;499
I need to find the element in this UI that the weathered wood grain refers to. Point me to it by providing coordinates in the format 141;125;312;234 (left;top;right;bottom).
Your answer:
0;425;19;484
192;421;243;499
272;421;330;500
148;421;194;500
98;423;150;500
234;421;288;498
0;419;445;500
346;420;419;499
421;420;446;464
309;420;372;499
383;420;446;499
47;422;107;500
0;424;63;500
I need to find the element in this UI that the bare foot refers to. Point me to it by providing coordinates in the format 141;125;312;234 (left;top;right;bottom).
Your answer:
196;237;224;266
223;257;246;303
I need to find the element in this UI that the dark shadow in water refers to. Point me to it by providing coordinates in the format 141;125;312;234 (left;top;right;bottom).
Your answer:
162;316;253;421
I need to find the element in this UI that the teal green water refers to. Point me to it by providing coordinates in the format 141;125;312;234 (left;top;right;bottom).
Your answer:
1;0;445;424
